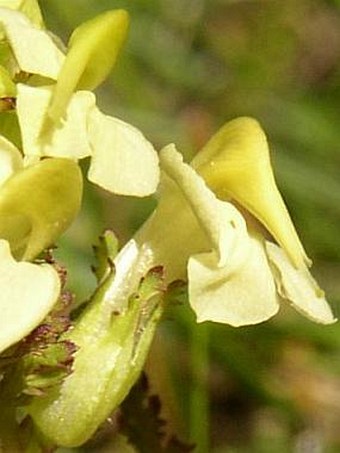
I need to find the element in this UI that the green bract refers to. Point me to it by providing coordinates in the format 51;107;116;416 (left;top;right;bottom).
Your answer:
30;239;164;447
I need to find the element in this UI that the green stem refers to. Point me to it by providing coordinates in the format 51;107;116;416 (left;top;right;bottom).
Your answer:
189;322;209;453
0;406;21;453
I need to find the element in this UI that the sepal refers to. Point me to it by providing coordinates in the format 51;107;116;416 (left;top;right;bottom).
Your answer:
29;264;165;447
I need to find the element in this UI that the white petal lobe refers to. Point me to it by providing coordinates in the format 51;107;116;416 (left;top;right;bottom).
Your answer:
266;241;336;324
0;7;64;79
88;108;159;196
189;235;280;326
0;240;60;353
17;84;95;158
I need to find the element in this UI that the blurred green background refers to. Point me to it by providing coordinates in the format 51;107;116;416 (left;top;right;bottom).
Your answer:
42;0;340;451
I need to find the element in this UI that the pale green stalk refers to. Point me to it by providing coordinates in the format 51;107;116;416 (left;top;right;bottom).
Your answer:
189;323;209;453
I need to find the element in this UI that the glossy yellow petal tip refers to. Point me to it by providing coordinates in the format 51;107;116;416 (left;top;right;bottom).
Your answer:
192;116;309;269
0;158;83;260
48;9;129;122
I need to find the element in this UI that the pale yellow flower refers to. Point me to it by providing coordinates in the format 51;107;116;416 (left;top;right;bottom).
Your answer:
128;117;336;326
